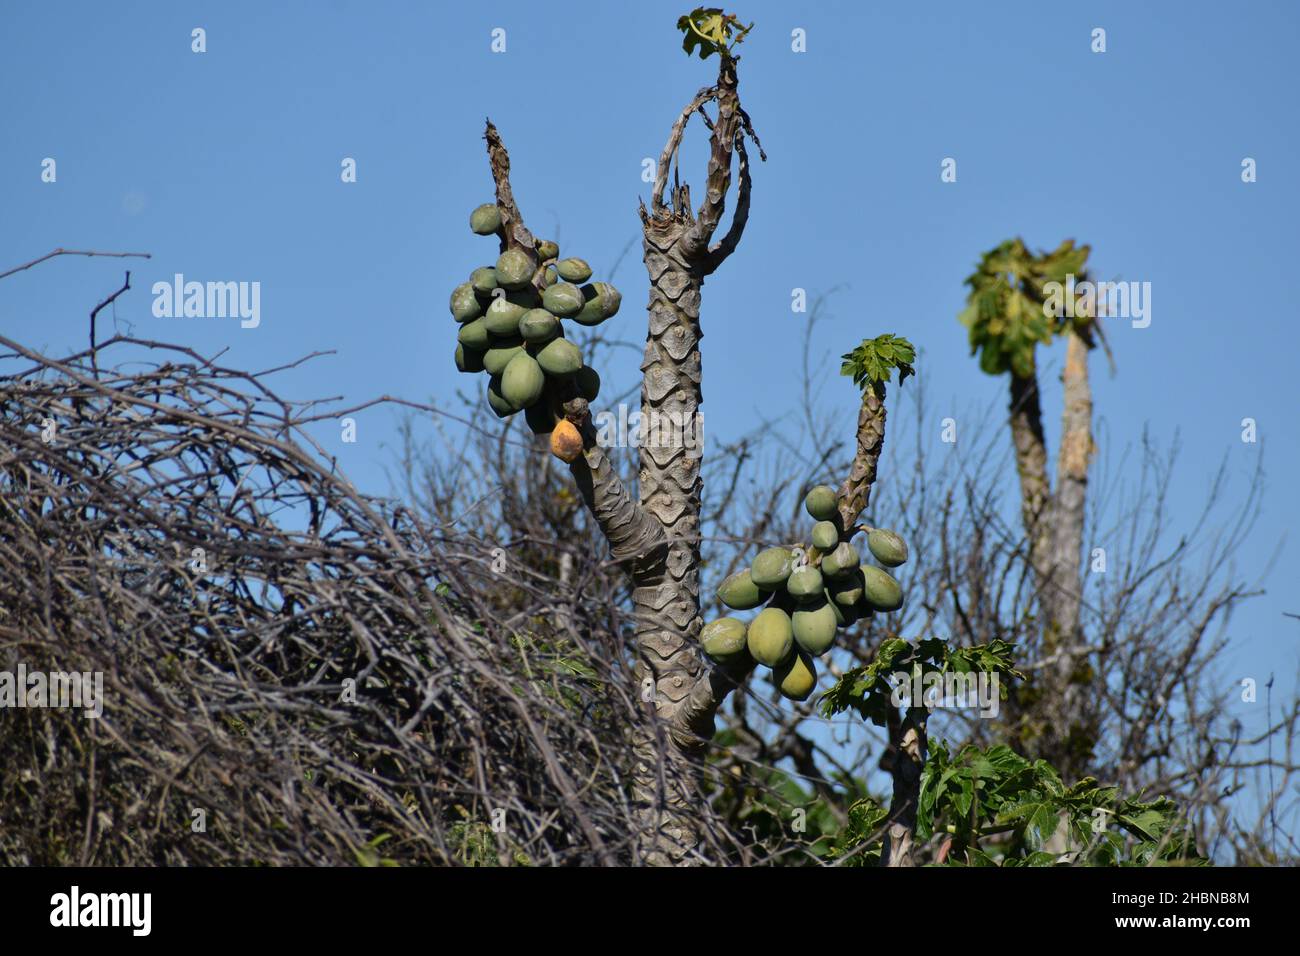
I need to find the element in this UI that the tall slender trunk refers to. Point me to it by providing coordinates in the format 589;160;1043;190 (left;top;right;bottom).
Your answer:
1043;329;1095;777
629;218;709;865
623;54;758;865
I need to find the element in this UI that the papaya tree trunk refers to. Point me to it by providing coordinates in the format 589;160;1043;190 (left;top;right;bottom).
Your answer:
1041;328;1095;777
837;389;886;533
1048;329;1093;659
627;52;763;865
880;705;928;867
835;387;928;867
1008;371;1052;566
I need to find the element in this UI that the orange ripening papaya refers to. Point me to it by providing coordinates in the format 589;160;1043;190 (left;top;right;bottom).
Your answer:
550;419;583;462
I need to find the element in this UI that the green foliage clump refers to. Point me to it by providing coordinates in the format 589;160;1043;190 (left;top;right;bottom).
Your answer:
821;637;1022;727
918;742;1204;866
958;237;1091;378
676;7;753;60
840;333;915;398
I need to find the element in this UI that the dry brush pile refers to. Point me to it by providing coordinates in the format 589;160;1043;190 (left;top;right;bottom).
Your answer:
0;331;721;865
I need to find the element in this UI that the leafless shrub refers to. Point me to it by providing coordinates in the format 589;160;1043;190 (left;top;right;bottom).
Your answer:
0;331;735;865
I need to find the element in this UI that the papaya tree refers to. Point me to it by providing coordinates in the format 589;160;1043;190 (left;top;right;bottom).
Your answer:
446;9;764;864
958;238;1100;778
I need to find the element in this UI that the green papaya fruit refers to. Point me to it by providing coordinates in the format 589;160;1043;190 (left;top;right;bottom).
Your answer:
486;375;514;417
572;282;622;326
861;565;903;612
519;308;560;344
821;542;860;579
750;546;794;590
484;295;530;335
457;317;490;351
470;267;498;295
541;282;585;318
536;239;560;261
483;339;524;376
470;203;501;235
701;617;749;662
450;282;482;323
774;650;817;701
810;520;839;551
495;248;535;290
792;600;837;655
829;570;864;607
574;366;600;401
556;257;592;283
501;352;546;409
717;569;766;610
804;485;838;522
537;265;558;288
867;528;909;567
536;337;583;377
746;607;794;668
455;343;485;374
786;566;824;602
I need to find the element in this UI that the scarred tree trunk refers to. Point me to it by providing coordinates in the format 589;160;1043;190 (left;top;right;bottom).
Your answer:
629;53;755;865
630;213;711;864
837;390;886;534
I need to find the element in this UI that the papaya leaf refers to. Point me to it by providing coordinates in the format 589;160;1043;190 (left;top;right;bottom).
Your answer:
826;797;888;866
840;333;916;399
995;795;1063;851
676;7;753;60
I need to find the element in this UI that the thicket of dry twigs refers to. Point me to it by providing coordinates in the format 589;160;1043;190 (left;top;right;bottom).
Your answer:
0;330;731;865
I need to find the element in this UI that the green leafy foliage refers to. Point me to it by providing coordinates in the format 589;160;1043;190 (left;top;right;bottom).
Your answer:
705;728;862;863
820;637;1022;727
839;333;916;399
919;741;1205;866
677;7;753;59
825;797;889;866
957;238;1091;378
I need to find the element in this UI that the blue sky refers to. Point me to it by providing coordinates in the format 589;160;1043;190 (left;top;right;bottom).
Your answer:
3;0;1297;812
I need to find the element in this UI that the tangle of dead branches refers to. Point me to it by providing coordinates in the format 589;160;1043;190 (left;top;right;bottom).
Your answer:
0;330;744;866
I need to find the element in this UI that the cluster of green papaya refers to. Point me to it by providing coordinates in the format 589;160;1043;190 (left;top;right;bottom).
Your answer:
450;203;621;437
701;484;910;702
